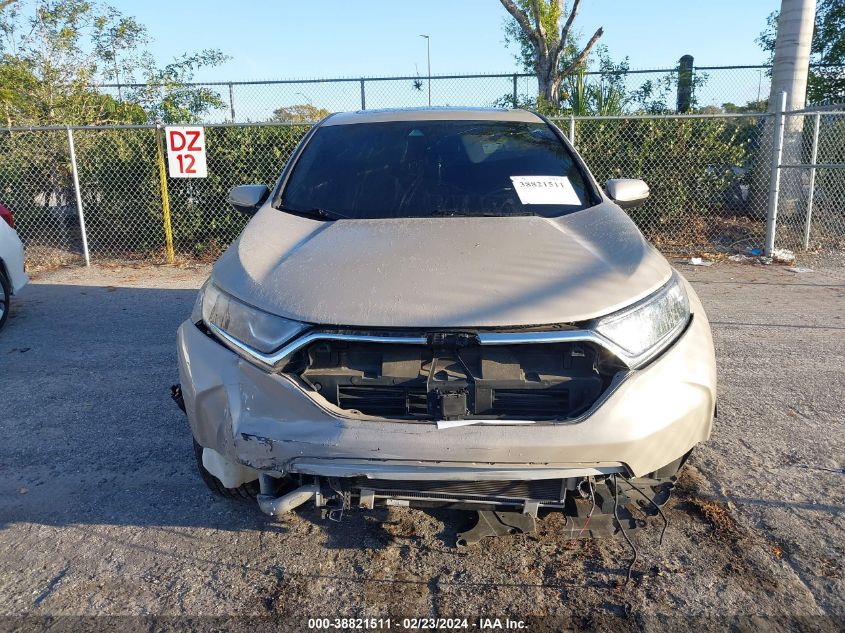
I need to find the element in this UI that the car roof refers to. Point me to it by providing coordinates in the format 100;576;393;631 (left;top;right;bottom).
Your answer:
321;107;544;126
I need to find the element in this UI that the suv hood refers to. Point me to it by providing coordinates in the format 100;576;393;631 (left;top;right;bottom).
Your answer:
212;203;672;328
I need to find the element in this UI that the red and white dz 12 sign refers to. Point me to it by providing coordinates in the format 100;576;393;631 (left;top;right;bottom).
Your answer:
165;126;207;178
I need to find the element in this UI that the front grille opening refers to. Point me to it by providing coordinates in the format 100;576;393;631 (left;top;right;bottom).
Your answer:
491;388;571;416
337;385;428;417
290;338;624;421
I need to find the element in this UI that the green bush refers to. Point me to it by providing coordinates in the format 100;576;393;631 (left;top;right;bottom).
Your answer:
565;117;752;237
1;125;313;262
74;129;164;255
166;125;310;257
3;118;762;262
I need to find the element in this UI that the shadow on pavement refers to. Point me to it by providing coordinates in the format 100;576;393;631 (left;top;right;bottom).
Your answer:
0;283;540;548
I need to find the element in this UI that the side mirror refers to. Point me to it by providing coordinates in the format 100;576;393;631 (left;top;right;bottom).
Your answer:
228;184;270;216
606;178;649;209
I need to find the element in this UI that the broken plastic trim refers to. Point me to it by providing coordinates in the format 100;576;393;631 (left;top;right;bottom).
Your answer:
205;322;680;372
252;472;674;558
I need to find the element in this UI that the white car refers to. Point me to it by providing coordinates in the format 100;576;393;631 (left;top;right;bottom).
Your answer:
174;109;716;553
0;204;28;331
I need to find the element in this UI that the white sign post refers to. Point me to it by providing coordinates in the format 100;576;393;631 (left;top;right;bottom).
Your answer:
165;126;208;178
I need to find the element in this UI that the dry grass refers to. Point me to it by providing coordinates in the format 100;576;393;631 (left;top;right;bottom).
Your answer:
649;214;765;256
687;497;747;542
675;468;747;543
24;247;213;275
23;245;83;273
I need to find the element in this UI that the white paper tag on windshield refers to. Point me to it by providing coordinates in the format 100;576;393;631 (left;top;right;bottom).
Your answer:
510;176;580;205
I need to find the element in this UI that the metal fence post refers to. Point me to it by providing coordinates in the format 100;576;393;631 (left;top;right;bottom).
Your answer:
802;111;821;250
512;74;518;108
764;91;787;257
66;127;90;267
155;125;176;265
569;115;576;147
228;83;236;121
360;78;366;110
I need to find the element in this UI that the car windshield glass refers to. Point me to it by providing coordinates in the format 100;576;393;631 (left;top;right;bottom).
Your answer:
279;119;593;219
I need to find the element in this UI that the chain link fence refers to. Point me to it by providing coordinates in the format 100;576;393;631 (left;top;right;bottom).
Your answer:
2;111;843;271
771;110;845;252
0;123;312;269
94;65;798;124
571;113;772;254
0;128;82;269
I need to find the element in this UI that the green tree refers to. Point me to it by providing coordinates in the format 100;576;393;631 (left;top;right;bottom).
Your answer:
271;103;331;123
559;45;629;115
0;0;229;267
0;0;136;125
758;0;845;104
129;50;230;124
0;0;228;126
626;68;709;115
499;0;603;111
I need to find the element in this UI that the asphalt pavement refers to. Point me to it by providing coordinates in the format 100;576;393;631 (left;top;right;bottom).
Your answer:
0;261;842;631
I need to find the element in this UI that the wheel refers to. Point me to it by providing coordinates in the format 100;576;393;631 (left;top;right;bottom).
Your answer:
192;439;260;501
0;270;10;332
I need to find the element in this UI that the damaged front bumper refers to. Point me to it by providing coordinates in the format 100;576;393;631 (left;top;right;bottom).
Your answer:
176;286;715;519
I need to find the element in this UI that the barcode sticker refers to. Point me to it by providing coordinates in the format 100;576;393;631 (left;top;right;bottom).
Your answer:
510;176;580;205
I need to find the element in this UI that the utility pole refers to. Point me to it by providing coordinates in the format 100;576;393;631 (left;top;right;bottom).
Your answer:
766;0;817;224
768;0;816;114
676;55;694;113
420;34;431;106
754;0;817;227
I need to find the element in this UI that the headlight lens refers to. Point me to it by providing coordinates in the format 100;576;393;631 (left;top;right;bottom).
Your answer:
201;283;306;354
190;279;209;324
592;273;690;364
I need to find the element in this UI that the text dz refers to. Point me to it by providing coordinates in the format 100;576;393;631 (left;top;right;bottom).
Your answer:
169;130;202;152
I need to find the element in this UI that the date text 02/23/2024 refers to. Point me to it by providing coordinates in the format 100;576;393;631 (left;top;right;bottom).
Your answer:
306;617;528;630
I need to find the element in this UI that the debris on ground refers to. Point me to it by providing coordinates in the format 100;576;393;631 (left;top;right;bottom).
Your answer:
687;497;746;541
772;248;796;263
688;257;714;266
675;469;746;543
785;266;813;273
728;254;754;263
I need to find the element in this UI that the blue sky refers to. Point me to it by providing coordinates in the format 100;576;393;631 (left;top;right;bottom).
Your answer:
124;0;779;81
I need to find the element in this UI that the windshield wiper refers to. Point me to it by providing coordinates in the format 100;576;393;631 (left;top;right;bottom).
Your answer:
277;206;349;221
429;209;538;217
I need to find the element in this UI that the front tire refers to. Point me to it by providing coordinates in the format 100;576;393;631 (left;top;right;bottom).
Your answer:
0;270;10;331
192;439;259;501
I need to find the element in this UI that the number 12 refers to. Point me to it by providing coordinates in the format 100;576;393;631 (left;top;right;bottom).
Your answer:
176;154;196;174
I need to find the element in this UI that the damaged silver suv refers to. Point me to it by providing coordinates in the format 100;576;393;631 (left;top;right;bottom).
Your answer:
175;108;716;544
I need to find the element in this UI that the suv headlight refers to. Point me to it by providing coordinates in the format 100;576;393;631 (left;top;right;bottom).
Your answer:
591;272;690;366
200;282;307;356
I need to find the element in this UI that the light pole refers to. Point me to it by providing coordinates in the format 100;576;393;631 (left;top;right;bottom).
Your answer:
419;34;431;106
